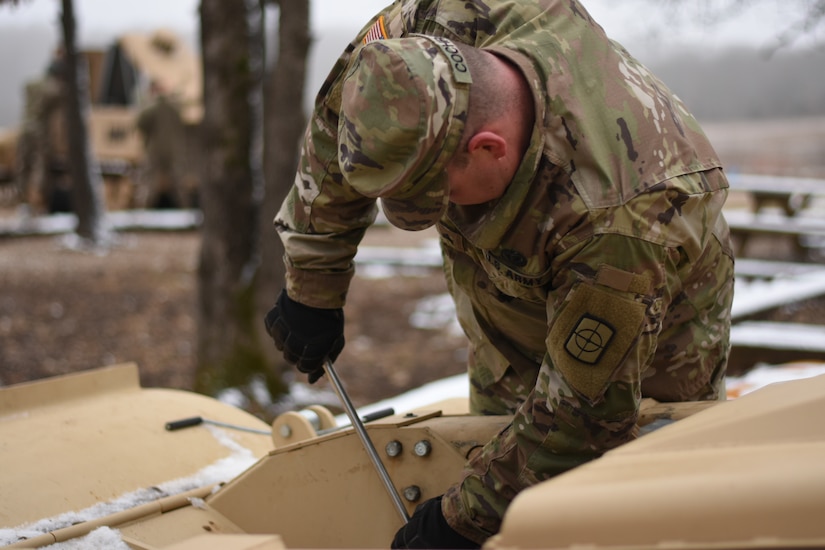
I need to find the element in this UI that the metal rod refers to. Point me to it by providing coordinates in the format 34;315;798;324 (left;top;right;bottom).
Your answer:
324;359;410;524
316;407;395;436
165;416;271;435
200;418;272;435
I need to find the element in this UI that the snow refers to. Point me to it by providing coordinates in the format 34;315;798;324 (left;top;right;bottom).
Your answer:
0;425;258;548
38;527;130;550
725;362;825;399
334;373;470;428
2;210;825;546
732;270;825;320
408;293;464;336
2;361;823;547
356;360;825;416
0;209;202;237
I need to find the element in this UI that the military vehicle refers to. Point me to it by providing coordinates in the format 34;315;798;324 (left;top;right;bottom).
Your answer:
1;29;200;213
1;360;823;549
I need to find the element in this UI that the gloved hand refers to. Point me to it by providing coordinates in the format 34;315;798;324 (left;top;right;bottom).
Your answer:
391;496;479;549
264;289;345;384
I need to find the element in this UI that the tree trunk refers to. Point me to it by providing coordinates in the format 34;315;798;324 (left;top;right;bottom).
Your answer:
196;0;277;406
256;0;312;368
60;0;106;244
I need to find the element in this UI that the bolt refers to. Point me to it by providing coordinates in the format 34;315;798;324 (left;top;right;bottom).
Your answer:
279;424;292;438
385;440;403;457
403;485;422;502
413;440;432;457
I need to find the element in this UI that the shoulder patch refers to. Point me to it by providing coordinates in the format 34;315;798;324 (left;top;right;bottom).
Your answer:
362;16;388;44
564;314;615;364
549;282;646;404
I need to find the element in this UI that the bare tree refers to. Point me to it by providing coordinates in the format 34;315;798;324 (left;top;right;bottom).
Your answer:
59;0;107;244
627;0;825;52
196;0;269;401
0;0;108;245
256;0;311;374
196;0;311;416
763;0;825;50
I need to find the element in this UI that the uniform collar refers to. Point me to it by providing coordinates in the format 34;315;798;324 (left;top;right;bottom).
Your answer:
446;47;546;250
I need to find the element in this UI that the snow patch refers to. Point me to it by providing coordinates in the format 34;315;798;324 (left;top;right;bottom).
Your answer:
39;527;130;550
0;426;257;547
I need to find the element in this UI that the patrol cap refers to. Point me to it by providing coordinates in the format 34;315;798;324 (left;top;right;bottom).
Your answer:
338;35;472;231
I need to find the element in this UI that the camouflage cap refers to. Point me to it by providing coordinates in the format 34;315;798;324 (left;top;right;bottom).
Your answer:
338;35;472;231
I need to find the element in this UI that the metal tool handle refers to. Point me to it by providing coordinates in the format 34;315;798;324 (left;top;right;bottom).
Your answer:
165;416;271;435
324;359;410;523
165;416;205;431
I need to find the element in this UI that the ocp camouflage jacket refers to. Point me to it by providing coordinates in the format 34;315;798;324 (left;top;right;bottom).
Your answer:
274;0;735;542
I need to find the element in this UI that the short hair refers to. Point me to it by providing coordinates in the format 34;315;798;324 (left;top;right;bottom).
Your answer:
451;42;514;166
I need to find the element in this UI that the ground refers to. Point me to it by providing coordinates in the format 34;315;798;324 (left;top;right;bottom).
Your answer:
2;116;824;416
0;224;469;411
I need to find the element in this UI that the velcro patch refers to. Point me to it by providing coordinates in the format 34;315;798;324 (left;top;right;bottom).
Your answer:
595;264;650;294
549;282;646;403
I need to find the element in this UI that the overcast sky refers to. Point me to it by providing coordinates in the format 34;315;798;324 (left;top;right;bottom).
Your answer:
0;0;818;128
0;0;811;50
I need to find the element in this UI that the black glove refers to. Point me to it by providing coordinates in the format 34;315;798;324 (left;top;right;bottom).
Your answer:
391;496;480;549
264;289;345;384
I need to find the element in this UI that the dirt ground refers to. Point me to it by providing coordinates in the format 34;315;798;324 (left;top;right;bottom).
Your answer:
2;116;824;415
0;223;469;411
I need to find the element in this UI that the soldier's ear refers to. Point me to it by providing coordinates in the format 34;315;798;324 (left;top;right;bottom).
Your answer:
466;130;507;160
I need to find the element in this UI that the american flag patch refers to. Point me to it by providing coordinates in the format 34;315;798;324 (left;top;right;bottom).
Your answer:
362;16;388;44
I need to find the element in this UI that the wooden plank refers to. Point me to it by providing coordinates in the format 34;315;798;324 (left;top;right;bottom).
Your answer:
727;173;825;197
725;209;825;259
725;210;825;238
732;270;825;320
728;174;825;197
729;321;825;375
727;173;825;216
734;258;825;279
731;321;825;352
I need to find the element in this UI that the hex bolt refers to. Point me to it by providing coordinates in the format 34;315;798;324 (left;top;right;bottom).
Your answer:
385;440;403;457
403;485;422;502
413;440;432;457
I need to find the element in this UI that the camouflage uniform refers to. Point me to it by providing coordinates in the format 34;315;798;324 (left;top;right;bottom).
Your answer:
16;73;63;214
275;0;734;543
136;93;186;208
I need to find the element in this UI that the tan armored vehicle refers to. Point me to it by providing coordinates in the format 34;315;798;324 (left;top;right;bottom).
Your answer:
6;29;200;213
1;361;823;549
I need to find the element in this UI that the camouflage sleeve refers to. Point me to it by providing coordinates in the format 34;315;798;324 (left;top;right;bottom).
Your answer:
442;194;734;540
442;242;656;540
274;5;402;308
275;0;478;308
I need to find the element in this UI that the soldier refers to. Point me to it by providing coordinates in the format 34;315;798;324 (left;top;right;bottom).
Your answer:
265;0;735;547
16;51;65;214
135;81;185;209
